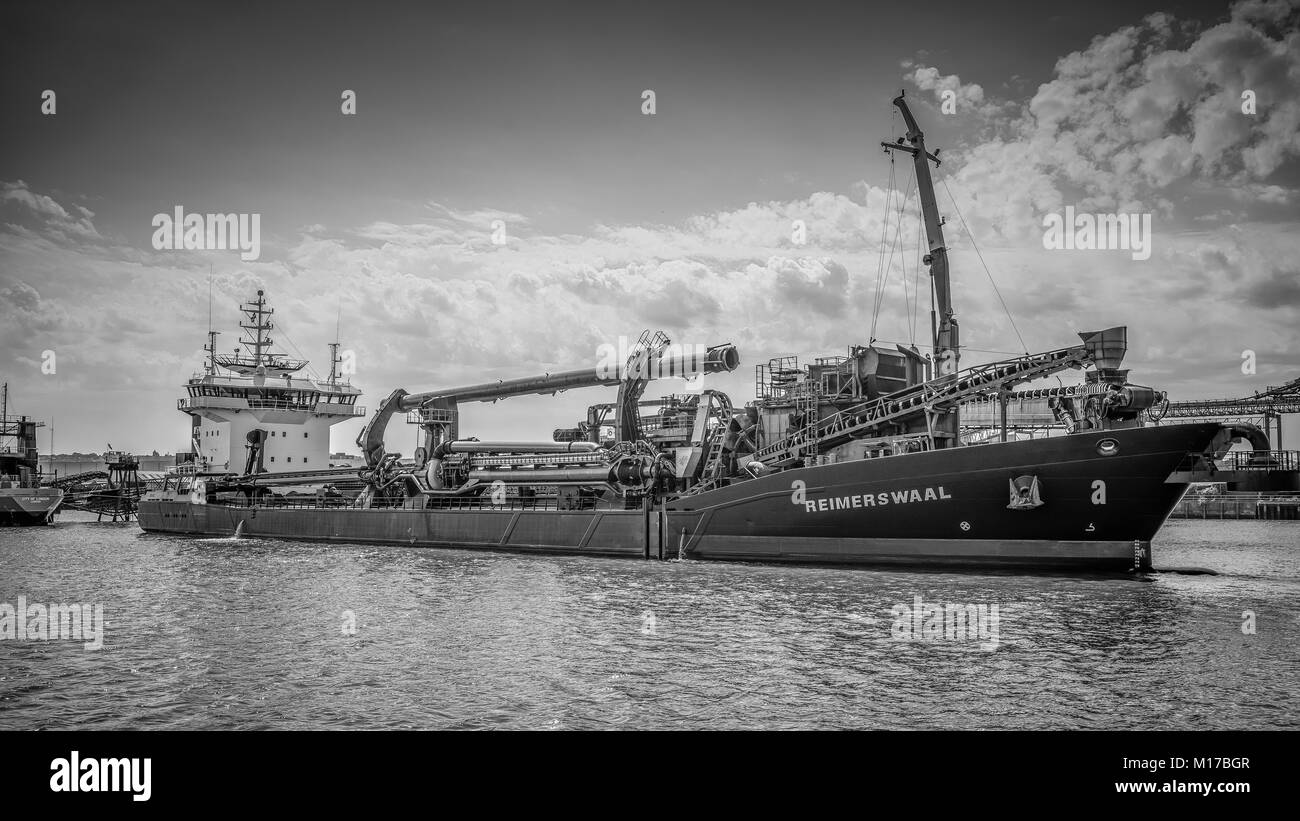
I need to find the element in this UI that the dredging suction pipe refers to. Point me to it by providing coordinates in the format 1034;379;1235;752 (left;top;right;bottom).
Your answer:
358;343;740;470
397;343;740;410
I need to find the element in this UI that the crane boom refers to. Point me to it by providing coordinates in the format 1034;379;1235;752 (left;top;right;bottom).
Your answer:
882;91;960;444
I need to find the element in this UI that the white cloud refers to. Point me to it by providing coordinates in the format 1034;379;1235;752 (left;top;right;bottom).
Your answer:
903;64;1007;119
910;1;1300;245
1;180;102;240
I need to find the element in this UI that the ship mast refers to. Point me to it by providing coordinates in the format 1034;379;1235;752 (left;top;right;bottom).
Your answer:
881;91;960;444
328;302;342;385
204;265;219;375
239;290;274;367
328;342;341;385
204;331;221;375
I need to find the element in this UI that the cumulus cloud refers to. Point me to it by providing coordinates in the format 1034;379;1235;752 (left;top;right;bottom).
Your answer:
1;180;102;240
914;0;1300;244
902;63;1009;119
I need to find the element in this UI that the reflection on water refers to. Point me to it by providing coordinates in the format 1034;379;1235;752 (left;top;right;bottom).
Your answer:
0;518;1296;729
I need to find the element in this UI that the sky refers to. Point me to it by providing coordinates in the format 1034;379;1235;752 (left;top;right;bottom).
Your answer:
1;0;1297;456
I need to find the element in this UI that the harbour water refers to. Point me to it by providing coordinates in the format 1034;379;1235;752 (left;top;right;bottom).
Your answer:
1;516;1296;730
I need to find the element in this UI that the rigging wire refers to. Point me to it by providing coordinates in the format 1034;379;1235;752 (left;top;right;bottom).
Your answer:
887;171;916;325
911;187;924;348
938;173;1030;356
273;327;328;385
899;181;914;346
871;166;915;342
900;216;912;346
870;157;897;340
870;102;902;345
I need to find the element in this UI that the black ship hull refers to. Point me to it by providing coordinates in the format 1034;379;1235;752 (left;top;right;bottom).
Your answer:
0;489;62;526
138;423;1222;571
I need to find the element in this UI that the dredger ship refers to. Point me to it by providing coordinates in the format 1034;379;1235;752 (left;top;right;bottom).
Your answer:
139;95;1254;570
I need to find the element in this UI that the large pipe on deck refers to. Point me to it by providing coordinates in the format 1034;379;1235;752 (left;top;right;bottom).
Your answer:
436;440;601;456
466;466;616;484
466;455;658;488
399;344;740;410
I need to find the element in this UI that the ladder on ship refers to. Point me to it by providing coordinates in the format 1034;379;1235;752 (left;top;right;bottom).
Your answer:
795;381;820;460
692;392;735;493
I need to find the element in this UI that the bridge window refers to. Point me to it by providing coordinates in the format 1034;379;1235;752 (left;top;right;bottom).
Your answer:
304;432;308;438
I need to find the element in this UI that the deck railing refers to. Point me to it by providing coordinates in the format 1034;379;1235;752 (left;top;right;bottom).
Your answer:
178;397;365;415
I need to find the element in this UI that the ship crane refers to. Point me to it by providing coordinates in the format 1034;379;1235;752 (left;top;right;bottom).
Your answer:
730;92;1170;472
882;90;960;443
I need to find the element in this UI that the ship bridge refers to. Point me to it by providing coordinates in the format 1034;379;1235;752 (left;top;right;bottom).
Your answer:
179;372;363;417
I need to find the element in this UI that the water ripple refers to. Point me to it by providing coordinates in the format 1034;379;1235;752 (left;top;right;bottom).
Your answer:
0;517;1296;729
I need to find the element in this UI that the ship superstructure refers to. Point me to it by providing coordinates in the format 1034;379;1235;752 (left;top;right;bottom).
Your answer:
178;290;364;474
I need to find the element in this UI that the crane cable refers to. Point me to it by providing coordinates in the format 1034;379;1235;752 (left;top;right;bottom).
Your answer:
871;165;916;343
912;191;924;348
938;173;1030;356
870;157;897;342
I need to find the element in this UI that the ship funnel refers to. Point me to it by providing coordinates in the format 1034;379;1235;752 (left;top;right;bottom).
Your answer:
1078;327;1127;371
